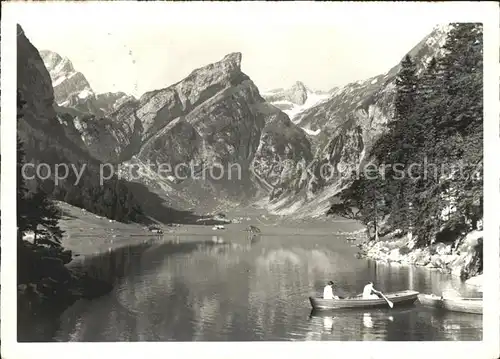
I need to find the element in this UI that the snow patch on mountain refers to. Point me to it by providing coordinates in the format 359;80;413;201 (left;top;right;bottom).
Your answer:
262;83;330;121
264;24;455;218
52;72;77;87
301;127;321;136
288;91;331;121
78;88;93;100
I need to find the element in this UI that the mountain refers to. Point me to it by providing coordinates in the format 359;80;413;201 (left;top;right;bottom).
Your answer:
262;81;331;129
18;25;157;224
18;22;457;219
265;24;453;218
100;52;312;211
18;27;312;214
39;50;136;117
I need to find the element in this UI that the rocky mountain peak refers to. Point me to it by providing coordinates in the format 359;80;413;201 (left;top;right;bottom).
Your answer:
182;52;247;92
38;49;93;105
292;81;307;91
37;49;136;117
261;81;331;122
40;50;76;77
222;52;242;69
288;81;308;105
261;81;309;107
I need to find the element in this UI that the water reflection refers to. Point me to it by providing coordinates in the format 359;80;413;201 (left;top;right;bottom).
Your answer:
19;235;482;342
366;260;479;298
306;308;404;341
323;316;334;331
363;313;373;328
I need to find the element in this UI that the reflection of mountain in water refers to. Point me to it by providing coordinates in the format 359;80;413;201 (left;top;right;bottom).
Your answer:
28;236;482;342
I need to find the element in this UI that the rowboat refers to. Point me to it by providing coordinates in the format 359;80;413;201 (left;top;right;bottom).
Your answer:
309;290;419;310
418;294;482;314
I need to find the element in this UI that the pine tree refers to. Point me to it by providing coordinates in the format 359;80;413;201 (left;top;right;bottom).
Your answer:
360;169;389;241
443;23;483;232
400;24;481;245
327;169;388;241
376;55;419;236
438;23;483;137
329;24;483;249
26;184;64;247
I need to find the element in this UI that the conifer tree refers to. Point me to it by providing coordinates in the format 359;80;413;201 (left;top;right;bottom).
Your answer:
379;54;419;235
26;184;64;247
330;23;483;248
327;169;388;241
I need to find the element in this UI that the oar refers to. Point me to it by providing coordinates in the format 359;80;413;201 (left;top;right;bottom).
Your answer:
377;291;394;308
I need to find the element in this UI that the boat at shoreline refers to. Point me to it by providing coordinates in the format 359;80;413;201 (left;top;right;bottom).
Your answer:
309;290;419;310
417;294;482;314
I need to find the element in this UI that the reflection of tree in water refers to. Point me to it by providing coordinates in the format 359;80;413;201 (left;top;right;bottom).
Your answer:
72;242;153;283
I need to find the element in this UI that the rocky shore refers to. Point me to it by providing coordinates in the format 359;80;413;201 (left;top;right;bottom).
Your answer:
356;230;483;290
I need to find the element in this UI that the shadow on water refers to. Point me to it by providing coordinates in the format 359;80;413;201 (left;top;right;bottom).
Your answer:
17;238;226;342
69;239;210;283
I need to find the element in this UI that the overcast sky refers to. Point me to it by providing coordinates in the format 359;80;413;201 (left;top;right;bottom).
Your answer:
13;3;460;98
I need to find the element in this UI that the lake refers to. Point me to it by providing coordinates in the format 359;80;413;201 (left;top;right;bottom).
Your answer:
18;224;483;341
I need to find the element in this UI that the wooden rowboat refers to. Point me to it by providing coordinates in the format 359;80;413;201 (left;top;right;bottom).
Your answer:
309;290;419;310
418;294;482;314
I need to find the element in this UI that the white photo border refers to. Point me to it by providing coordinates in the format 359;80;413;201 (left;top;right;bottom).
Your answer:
1;1;499;359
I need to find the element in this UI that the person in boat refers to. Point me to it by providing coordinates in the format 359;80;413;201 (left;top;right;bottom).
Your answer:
323;281;340;300
362;282;383;299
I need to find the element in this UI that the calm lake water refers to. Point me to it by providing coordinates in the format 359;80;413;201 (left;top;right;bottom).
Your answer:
18;227;483;341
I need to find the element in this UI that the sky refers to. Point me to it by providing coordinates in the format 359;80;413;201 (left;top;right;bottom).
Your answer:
12;2;460;98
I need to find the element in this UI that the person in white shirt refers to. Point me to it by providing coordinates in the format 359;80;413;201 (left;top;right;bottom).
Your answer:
362;282;382;299
323;281;339;299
